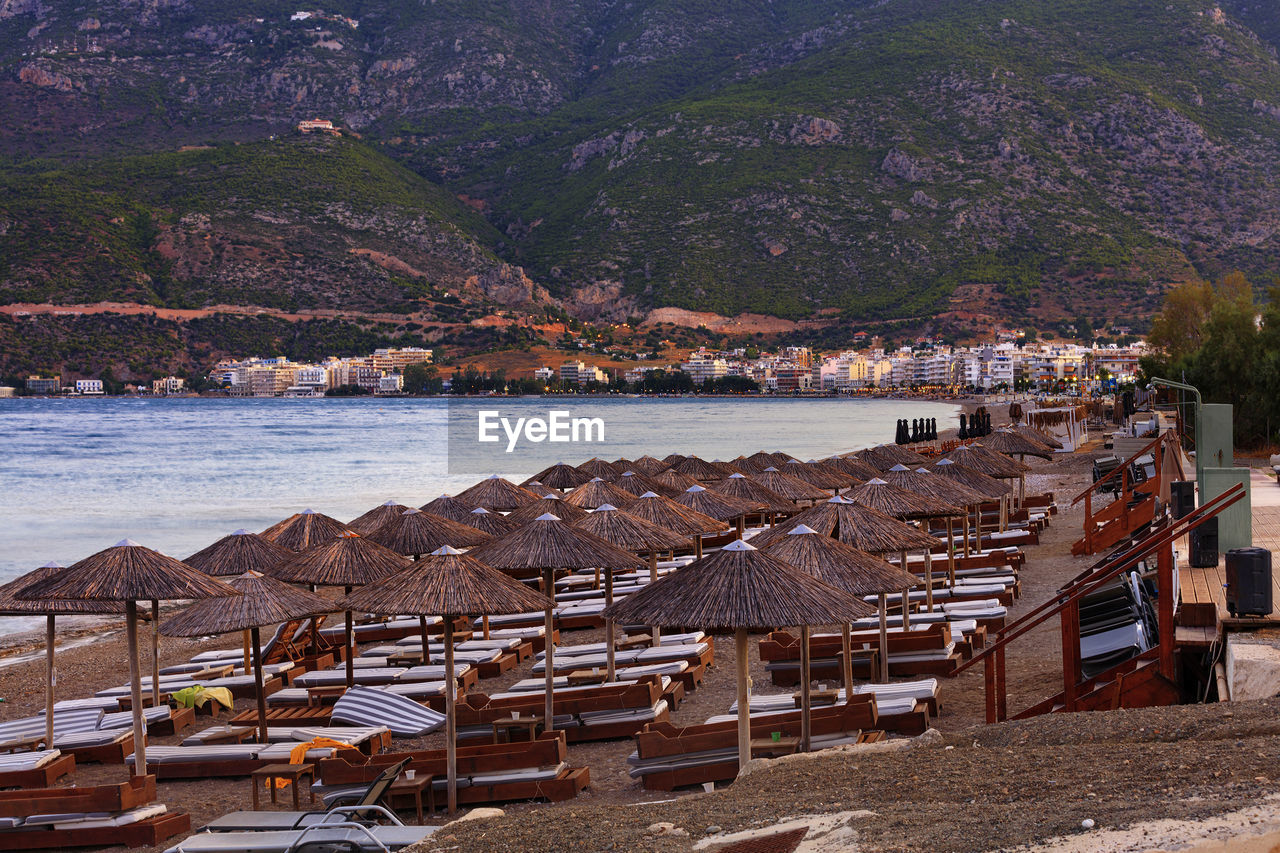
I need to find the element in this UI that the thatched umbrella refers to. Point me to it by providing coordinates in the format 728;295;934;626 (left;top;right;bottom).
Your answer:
859;444;927;471
563;478;636;510
753;467;831;504
367;508;492;554
661;453;688;466
674;456;731;482
710;459;746;477
524;463;593;492
652;468;702;495
0;563;120;749
612;457;635;471
605;540;869;768
928;459;1013;554
881;466;987;585
629;455;670;476
761;527;900;725
845;478;959;621
577;457;623;482
614;470;675;499
467;515;645;727
521;481;560;499
506;495;589;526
819;455;881;482
675;485;763;537
978;431;1051;507
709;473;793;522
339;546;551;814
20;540;238;774
161;571;331;744
269;531;411;687
572;505;691;669
947;445;1028;531
261;509;352;551
419;494;479;524
802;460;859;490
184;529;294;678
455;476;540;512
625;491;729;559
1014;424;1062;450
347;501;412;536
781;459;848;494
460;507;519;537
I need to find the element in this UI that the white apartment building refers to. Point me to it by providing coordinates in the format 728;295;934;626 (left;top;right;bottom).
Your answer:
682;356;729;383
74;379;104;395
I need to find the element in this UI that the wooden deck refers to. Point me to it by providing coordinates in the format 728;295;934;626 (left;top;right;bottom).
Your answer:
1176;505;1280;646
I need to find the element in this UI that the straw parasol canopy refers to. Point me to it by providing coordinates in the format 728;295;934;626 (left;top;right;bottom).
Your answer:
880;465;987;509
605;539;873;766
629;455;670;476
625;492;731;538
461;507;520;537
672;456;728;482
261;509;352;551
521;481;559;499
753;467;831;503
366;508;492;555
338;545;553;815
467;514;646;727
845;478;960;520
781;459;849;491
980;430;1054;460
269;530;412;587
505;495;589;526
455;476;541;512
674;484;764;522
710;459;745;477
347;501;412;536
652;468;701;494
419;494;479;523
761;527;915;596
928;459;1012;499
524;463;593;492
947;444;1030;479
185;529;292;577
662;453;688;466
818;455;881;482
614;470;676;499
750;497;941;553
0;562;122;749
577;457;623;482
1014;424;1062;450
802;460;859;488
562;478;636;510
859;444;927;471
20;540;239;775
571;505;692;554
709;473;793;514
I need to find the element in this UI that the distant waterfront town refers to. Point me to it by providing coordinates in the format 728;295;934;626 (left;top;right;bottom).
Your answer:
9;339;1146;398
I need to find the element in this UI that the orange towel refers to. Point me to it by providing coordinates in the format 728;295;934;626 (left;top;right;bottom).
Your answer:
270;737;359;790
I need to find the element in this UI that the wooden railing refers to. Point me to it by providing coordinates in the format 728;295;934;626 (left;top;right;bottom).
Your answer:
1072;430;1182;555
958;482;1245;723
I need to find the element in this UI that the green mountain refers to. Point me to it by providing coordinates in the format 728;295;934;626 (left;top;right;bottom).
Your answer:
2;0;1279;354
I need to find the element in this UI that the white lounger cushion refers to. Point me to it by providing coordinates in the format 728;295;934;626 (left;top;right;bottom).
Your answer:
330;686;444;737
0;749;61;770
164;826;433;852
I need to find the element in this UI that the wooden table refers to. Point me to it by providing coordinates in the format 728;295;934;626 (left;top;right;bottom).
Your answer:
750;736;800;758
191;664;235;680
306;685;348;707
201;726;255;745
389;773;436;824
491;716;544;744
566;669;606;686
250;763;316;810
793;688;842;708
0;735;45;754
617;634;652;650
387;651;426;667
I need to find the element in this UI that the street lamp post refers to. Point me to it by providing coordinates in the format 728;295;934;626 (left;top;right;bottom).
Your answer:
1151;377;1203;493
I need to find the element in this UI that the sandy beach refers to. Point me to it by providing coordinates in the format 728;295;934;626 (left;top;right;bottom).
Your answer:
2;417;1270;853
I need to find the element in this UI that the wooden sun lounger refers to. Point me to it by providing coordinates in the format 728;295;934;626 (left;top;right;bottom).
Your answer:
0;753;75;789
0;775;156;818
0;811;190;850
761;627;963;680
229;706;333;727
458;677;670;743
61;731;135;765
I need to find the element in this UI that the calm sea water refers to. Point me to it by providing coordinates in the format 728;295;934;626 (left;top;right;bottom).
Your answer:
0;396;957;633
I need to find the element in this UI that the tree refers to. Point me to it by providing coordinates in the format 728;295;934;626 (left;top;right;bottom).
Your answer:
1147;279;1215;360
403;362;443;395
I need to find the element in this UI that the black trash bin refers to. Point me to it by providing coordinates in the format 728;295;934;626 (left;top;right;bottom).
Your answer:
1189;517;1219;568
1226;547;1273;617
1169;481;1195;520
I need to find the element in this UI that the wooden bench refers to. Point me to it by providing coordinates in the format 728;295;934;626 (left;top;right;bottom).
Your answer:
459;677;670;743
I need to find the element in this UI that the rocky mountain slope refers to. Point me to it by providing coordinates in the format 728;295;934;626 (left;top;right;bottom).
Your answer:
2;0;1279;338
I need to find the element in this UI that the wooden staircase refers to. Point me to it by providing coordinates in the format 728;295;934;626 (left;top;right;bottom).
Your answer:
1072;431;1182;556
959;483;1245;723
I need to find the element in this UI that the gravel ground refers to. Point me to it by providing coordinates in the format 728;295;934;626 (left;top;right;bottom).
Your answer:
5;433;1263;852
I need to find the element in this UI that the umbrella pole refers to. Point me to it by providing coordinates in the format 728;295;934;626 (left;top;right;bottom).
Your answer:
45;615;54;750
605;569;616;683
252;626;268;745
151;600;160;706
444;618;458;816
125;601;146;776
419;616;431;666
963;511;972;558
878;593;889;683
344;608;354;689
649;552;661;648
841;623;853;695
543;568;556;732
900;550;912;631
922;546;934;614
735;628;751;774
799;625;812;752
482;616;490;640
242;630;251;673
947;518;957;587
695;535;703;559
